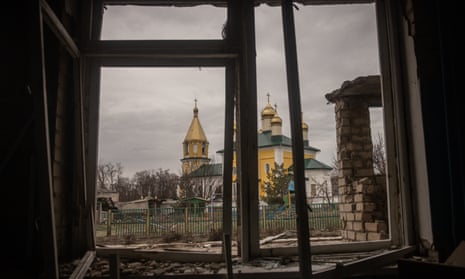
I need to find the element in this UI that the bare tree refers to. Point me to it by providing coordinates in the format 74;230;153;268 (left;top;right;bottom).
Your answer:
153;168;179;199
331;153;339;172
196;175;221;200
133;170;155;198
97;161;123;191
178;163;222;200
310;177;332;205
330;153;339;198
114;177;139;202
132;168;179;200
373;132;386;175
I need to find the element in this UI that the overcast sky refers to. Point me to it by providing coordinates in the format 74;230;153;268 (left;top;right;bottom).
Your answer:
98;3;382;178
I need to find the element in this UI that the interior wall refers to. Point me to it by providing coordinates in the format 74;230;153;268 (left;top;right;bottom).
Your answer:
399;3;434;253
410;0;465;261
2;1;464;278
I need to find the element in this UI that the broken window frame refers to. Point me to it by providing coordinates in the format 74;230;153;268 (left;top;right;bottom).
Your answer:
80;0;417;277
256;0;417;258
82;0;237;264
32;0;97;277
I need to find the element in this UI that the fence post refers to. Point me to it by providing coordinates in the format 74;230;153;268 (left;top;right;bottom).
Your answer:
262;205;266;232
146;208;150;237
106;210;111;237
97;201;102;224
185;207;189;233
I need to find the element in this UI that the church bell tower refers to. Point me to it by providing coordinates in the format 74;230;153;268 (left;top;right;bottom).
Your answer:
181;99;210;175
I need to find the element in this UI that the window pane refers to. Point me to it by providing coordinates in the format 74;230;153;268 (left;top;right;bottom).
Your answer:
101;5;226;40
96;67;226;245
256;3;386;249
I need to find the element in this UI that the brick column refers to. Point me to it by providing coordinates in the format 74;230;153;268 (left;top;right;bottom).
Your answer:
326;75;387;241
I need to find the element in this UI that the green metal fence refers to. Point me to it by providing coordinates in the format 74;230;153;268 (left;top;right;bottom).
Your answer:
99;203;341;239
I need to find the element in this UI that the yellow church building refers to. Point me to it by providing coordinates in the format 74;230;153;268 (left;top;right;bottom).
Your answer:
181;97;333;202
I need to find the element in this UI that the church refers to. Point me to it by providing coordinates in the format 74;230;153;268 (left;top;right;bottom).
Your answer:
180;96;335;204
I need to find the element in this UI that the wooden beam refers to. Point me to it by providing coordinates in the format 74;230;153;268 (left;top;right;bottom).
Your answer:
103;272;302;279
30;1;59;277
92;56;233;67
337;245;416;276
83;59;102;215
73;60;87;203
222;63;235;238
109;254;121;279
281;0;311;277
103;0;227;6
257;0;374;5
78;0;103;256
260;239;393;256
83;40;236;59
100;0;374;6
375;0;414;248
69;251;96;279
232;0;260;262
40;0;80;58
92;0;105;41
96;248;224;262
223;234;234;278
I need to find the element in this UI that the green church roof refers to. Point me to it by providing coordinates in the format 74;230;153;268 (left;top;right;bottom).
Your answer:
217;131;320;154
258;131;320;152
188;163;223;177
289;158;333;171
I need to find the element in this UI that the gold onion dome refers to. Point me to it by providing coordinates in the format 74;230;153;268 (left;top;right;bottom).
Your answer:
271;112;282;124
261;93;276;117
302;112;309;130
271;103;282;124
302;121;309;130
261;102;276;117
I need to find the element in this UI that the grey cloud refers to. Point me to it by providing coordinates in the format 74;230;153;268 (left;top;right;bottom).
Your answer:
99;3;382;178
102;5;226;40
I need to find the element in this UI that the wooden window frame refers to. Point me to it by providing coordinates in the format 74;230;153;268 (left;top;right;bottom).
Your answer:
81;1;418;278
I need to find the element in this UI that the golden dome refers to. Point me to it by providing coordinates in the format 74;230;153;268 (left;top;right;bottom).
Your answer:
183;100;208;143
301;112;309;130
271;113;282;124
302;121;309;130
261;93;276;117
261;103;276;117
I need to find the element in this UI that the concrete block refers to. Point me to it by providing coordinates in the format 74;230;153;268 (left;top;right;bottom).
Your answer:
353;221;364;231
367;232;387;241
356;232;367;241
